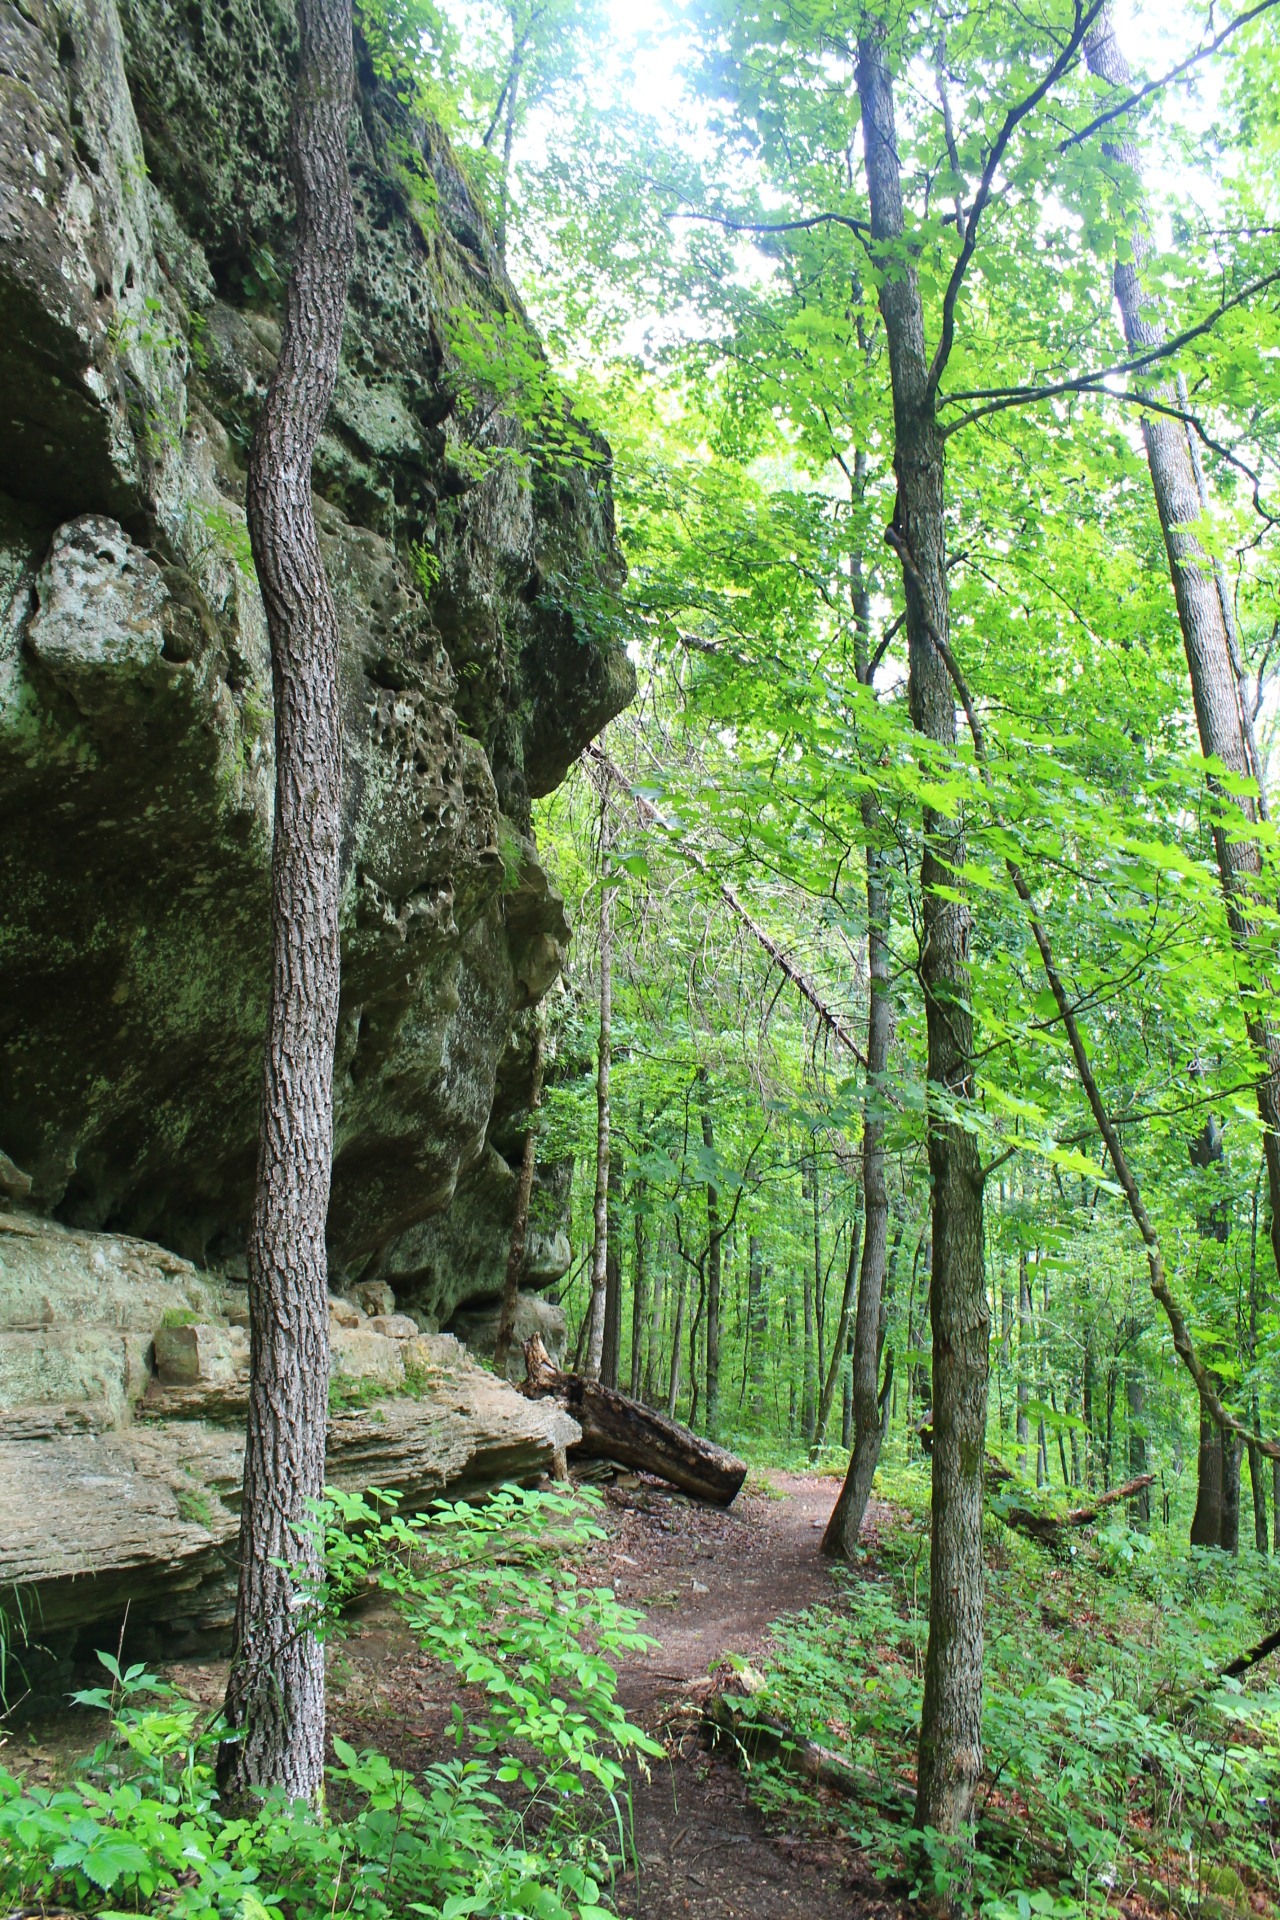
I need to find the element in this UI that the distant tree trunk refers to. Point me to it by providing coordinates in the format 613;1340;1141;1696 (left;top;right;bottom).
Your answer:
801;1169;817;1441
748;1236;766;1418
824;769;894;1552
1083;1337;1096;1489
217;0;355;1805
644;1252;663;1406
1086;12;1280;1284
1068;1391;1081;1488
856;29;989;1832
493;1023;546;1377
1248;1403;1269;1556
1191;1400;1225;1547
810;1154;825;1403
703;1087;723;1436
600;1155;623;1389
666;1264;687;1416
1126;1368;1149;1524
1222;1435;1243;1556
998;1281;1012;1431
630;1149;647;1400
813;1209;862;1452
1016;1254;1031;1474
584;789;614;1380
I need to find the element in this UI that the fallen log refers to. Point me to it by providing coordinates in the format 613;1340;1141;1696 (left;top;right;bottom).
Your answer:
999;1473;1155;1541
703;1688;861;1797
521;1334;747;1506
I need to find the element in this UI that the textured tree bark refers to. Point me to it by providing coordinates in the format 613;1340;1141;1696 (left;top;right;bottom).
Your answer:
493;1023;546;1378
1085;13;1280;1281
702;1096;722;1437
217;0;355;1804
856;28;989;1835
584;790;614;1380
1191;1402;1224;1547
524;1335;746;1502
1222;1435;1243;1556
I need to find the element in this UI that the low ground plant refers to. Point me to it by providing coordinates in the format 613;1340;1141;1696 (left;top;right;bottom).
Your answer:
731;1460;1280;1919
0;1482;658;1920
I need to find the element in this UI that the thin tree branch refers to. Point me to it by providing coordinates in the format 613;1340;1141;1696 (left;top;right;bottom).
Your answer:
924;0;1108;403
1061;0;1280;153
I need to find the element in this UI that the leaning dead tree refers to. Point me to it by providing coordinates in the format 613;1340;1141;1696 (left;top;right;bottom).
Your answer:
218;0;356;1802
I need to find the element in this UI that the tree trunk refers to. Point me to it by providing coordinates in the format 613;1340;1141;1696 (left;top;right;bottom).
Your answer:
1125;1367;1149;1523
1222;1434;1243;1556
1249;1421;1269;1555
1191;1401;1224;1547
644;1250;663;1405
703;1090;723;1436
666;1264;687;1416
748;1236;766;1418
813;1208;862;1451
523;1335;747;1504
1016;1253;1031;1473
584;789;614;1379
217;0;355;1803
493;1024;546;1377
630;1154;647;1400
601;1155;623;1390
823;786;893;1554
810;1155;825;1400
856;27;988;1835
1085;13;1280;1283
801;1168;817;1441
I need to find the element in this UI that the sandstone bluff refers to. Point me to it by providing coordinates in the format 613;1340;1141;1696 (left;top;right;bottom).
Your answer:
0;0;632;1687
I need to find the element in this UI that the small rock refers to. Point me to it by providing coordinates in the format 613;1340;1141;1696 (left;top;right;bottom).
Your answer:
0;1151;32;1206
366;1313;420;1340
352;1280;396;1319
328;1297;365;1329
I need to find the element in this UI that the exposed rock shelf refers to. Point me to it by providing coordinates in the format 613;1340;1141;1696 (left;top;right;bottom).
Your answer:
0;1214;580;1678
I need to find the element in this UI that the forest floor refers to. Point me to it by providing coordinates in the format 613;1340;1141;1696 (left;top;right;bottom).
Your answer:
5;1468;906;1919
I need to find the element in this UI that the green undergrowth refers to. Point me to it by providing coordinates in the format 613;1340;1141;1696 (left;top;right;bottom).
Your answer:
0;1483;660;1920
731;1462;1280;1920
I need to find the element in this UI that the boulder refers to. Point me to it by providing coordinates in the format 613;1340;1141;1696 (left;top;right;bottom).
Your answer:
450;1293;569;1383
0;0;632;1280
0;1217;581;1676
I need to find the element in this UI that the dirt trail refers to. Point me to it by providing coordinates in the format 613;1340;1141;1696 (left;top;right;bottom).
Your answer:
6;1469;902;1920
573;1469;899;1920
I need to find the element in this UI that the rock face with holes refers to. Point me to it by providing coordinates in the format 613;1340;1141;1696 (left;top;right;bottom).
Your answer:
0;0;628;1286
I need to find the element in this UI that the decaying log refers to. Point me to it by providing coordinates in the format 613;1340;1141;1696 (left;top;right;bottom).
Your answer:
521;1334;747;1505
1000;1473;1155;1541
704;1689;861;1797
1222;1624;1280;1680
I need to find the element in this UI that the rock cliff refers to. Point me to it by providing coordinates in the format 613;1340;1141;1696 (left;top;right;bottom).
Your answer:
0;0;630;1283
0;0;628;1677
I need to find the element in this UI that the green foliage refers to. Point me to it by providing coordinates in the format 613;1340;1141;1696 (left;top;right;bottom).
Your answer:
727;1480;1280;1916
0;1486;654;1920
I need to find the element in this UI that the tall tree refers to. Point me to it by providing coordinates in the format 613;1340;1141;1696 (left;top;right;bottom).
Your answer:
1085;11;1280;1279
856;25;989;1833
702;1082;723;1435
218;0;356;1801
584;779;614;1379
492;1021;546;1377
